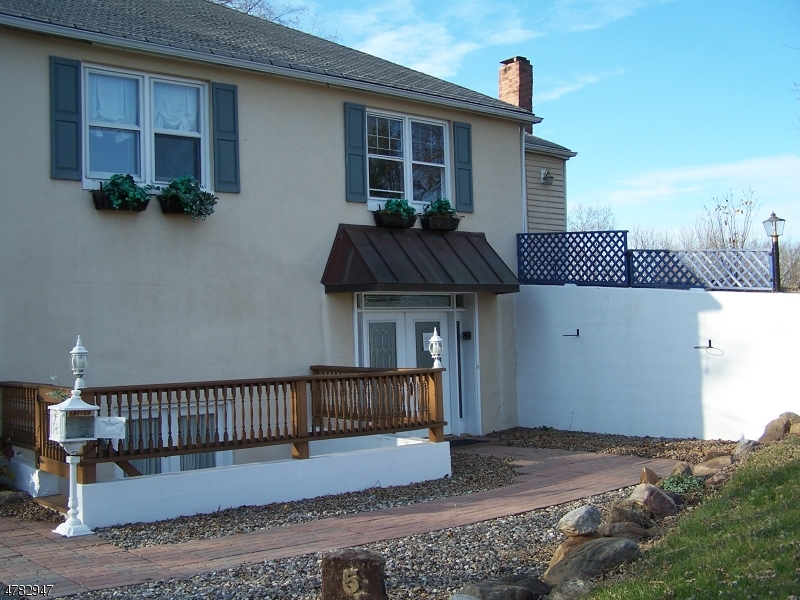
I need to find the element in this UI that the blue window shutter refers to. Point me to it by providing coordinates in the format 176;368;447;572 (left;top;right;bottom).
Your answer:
453;121;473;213
344;102;367;203
50;56;81;180
212;83;240;193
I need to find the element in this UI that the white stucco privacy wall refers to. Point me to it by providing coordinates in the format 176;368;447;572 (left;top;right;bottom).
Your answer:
516;285;800;441
77;436;450;529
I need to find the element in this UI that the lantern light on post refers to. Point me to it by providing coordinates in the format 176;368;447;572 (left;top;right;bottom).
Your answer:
762;212;786;293
49;336;126;537
70;336;88;389
428;328;443;369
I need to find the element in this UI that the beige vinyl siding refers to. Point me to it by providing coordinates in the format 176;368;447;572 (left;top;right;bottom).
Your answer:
525;152;566;232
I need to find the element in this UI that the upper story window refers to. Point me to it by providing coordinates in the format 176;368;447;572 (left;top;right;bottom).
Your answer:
84;66;208;188
366;111;448;210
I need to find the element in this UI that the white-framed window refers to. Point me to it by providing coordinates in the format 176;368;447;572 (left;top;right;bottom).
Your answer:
366;110;449;212
83;64;209;188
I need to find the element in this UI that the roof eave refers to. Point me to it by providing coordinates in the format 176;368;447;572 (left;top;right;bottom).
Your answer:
525;141;578;159
1;14;542;124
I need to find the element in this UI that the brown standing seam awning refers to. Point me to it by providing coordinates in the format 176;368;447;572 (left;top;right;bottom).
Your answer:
321;224;520;294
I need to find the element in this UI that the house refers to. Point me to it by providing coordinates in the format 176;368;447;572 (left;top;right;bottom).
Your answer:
498;56;577;233
0;0;545;520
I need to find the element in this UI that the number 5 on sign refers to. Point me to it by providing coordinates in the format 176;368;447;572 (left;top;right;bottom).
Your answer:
343;567;361;594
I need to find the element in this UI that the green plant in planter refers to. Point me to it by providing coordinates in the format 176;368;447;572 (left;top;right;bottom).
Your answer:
379;197;416;219
157;175;218;221
423;198;457;216
102;173;151;209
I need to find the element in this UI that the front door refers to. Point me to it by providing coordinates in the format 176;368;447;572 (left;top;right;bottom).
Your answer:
362;311;454;434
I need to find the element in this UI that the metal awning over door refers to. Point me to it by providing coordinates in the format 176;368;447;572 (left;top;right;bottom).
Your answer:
321;224;520;294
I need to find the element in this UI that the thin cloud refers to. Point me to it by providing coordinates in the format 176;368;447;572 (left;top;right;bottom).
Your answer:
537;69;624;102
356;24;481;78
546;0;674;33
329;1;540;79
606;155;800;208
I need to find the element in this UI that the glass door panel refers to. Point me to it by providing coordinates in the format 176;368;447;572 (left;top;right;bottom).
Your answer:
368;321;398;368
363;315;405;369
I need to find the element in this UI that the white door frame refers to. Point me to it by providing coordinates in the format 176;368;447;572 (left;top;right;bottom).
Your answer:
353;293;481;436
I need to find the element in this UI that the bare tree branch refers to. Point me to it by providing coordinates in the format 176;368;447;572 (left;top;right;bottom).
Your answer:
210;0;339;40
567;204;616;231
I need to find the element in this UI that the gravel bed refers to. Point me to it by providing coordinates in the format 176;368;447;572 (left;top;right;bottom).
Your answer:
69;486;639;600
1;429;741;599
489;426;736;464
0;485;63;523
94;450;517;549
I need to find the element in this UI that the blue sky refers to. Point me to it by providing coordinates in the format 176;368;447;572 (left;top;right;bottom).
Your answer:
303;0;799;242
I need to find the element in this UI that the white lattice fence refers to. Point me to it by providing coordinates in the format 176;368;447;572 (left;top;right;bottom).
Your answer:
677;250;772;291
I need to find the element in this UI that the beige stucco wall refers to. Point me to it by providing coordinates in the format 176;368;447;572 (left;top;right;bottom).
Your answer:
525;152;566;232
0;28;522;433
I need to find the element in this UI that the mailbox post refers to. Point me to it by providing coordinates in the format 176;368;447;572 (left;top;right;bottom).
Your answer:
49;336;126;537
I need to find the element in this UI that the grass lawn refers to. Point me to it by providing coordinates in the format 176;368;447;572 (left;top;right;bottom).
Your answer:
587;435;800;600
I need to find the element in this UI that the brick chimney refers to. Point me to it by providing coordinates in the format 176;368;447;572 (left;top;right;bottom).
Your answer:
499;56;533;132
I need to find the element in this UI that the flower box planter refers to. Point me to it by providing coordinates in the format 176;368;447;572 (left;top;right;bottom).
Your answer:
158;196;186;215
373;211;417;228
420;214;461;231
91;190;150;212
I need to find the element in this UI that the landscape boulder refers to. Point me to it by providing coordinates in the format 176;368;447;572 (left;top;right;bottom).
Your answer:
701;451;728;461
459;575;551;600
545;579;591;600
557;506;602;537
780;413;800;437
542;538;640;586
661;490;684;506
705;472;729;487
597;522;651;541
605;499;654;529
732;440;759;456
548;534;602;568
692;455;733;477
758;416;791;443
629;483;678;518
639;467;660;485
670;462;693;477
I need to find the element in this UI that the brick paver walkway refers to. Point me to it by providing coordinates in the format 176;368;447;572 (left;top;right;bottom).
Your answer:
0;446;677;597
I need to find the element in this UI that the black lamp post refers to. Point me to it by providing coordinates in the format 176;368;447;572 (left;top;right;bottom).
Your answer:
762;212;786;292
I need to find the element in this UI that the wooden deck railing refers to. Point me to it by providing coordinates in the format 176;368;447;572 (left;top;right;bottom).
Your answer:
1;366;445;479
0;383;72;479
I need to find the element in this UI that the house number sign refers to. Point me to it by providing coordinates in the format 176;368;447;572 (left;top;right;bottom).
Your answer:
342;567;361;594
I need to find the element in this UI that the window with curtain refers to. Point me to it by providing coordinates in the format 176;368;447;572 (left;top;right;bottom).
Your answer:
125;417;162;476
366;111;448;208
178;413;216;471
84;66;207;186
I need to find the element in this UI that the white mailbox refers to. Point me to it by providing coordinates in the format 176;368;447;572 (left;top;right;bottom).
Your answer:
49;394;100;445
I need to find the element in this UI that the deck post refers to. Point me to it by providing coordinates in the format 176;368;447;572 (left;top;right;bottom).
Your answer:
428;370;444;443
292;380;310;459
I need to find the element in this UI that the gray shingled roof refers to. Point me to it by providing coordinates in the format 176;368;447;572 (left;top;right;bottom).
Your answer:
0;0;538;122
525;134;577;159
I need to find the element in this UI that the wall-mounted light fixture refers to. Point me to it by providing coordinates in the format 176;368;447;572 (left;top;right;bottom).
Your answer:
540;169;554;185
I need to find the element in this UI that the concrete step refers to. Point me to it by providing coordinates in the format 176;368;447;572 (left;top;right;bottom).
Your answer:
33;494;68;514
